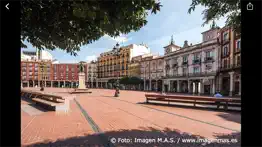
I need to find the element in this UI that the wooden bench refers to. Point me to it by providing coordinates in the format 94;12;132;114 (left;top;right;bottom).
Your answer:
21;90;67;111
145;94;241;111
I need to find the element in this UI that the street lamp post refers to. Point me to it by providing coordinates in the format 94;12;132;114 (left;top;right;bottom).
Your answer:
113;43;120;97
39;61;46;91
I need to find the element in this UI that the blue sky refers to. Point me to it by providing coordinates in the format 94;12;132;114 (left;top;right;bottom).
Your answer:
22;0;227;63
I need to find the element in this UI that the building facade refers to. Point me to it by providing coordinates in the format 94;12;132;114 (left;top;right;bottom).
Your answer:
141;55;164;91
218;27;241;96
21;60;53;87
97;43;150;88
162;28;220;95
86;61;98;88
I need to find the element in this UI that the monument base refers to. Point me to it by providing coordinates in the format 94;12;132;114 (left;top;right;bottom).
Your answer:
70;72;92;94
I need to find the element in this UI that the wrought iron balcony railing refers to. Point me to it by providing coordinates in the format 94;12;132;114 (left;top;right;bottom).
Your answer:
192;59;201;65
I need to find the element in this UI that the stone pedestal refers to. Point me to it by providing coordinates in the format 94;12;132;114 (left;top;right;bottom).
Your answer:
78;72;86;89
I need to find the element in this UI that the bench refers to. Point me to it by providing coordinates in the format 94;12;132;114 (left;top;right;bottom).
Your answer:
21;90;67;111
145;94;241;111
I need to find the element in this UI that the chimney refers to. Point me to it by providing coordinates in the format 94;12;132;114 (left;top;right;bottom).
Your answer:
183;40;189;48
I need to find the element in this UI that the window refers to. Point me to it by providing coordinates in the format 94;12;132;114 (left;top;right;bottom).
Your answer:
223;46;229;56
236;39;241;51
237;55;241;65
183;56;188;62
193;53;200;60
223;32;229;41
206;51;213;57
193;67;200;73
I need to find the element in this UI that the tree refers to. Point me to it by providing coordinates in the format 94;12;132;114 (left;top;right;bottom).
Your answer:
21;0;162;55
129;76;143;85
188;0;241;33
119;76;129;85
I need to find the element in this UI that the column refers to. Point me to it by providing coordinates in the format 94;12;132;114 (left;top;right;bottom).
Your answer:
229;72;234;96
33;81;35;87
193;82;196;94
156;81;158;91
105;82;108;88
188;80;191;93
51;81;53;87
45;81;47;87
38;81;40;87
212;79;215;95
27;81;29;87
149;79;152;91
58;81;60;87
168;80;171;92
64;80;66;88
219;73;223;92
177;80;180;92
200;80;204;94
198;82;201;95
144;79;146;91
96;81;98;88
162;81;165;92
239;74;241;95
71;82;73;88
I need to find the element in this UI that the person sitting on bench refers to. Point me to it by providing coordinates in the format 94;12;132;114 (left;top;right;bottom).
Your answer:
214;91;223;108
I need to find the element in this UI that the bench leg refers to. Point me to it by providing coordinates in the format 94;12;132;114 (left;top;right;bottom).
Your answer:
224;102;228;110
216;102;220;109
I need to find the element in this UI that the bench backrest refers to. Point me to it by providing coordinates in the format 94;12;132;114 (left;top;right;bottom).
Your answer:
145;94;241;103
40;93;65;100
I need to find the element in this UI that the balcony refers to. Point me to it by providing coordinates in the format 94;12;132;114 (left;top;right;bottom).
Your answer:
204;57;214;63
220;63;241;71
172;63;178;68
192;59;201;65
182;61;188;66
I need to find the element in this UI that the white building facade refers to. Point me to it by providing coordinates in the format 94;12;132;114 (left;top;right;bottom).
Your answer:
86;61;98;88
162;28;220;95
141;55;164;91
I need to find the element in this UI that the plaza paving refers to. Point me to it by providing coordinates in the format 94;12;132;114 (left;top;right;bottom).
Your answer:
21;88;241;147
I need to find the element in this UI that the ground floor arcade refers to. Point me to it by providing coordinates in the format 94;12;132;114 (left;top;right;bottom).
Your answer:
218;71;241;96
162;76;216;95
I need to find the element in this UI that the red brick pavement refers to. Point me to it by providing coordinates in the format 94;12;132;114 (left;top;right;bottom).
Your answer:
21;98;93;146
21;88;241;146
77;90;239;139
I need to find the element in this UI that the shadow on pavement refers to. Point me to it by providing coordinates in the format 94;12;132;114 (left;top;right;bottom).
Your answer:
137;102;241;113
21;97;48;112
217;113;241;124
27;127;240;147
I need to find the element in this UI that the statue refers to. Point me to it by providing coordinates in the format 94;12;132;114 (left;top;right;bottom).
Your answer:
79;62;85;73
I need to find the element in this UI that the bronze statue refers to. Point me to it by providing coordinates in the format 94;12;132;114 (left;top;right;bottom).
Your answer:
79;62;85;73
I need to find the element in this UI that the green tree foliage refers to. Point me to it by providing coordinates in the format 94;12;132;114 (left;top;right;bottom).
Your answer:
119;76;143;85
188;0;241;33
119;76;129;85
21;0;162;55
108;79;117;84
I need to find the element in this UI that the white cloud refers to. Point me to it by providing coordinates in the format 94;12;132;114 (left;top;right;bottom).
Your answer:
104;34;130;43
59;60;79;63
85;55;97;63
